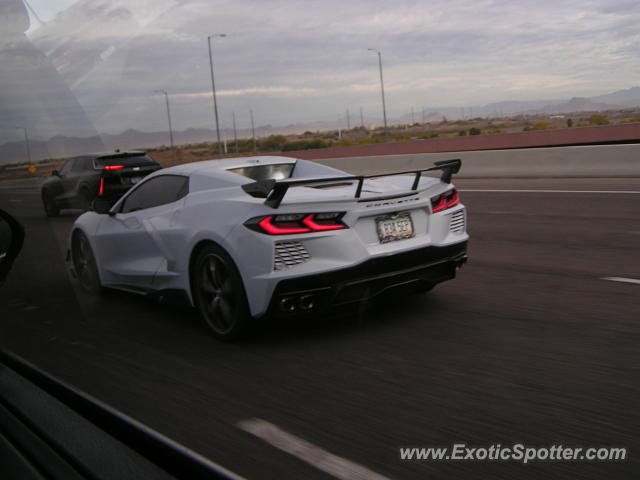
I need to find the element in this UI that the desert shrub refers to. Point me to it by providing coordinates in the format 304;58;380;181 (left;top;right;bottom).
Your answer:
588;113;609;125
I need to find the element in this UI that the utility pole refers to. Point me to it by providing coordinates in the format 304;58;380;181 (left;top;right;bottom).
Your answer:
153;90;175;159
22;127;32;163
250;109;256;152
207;33;226;155
346;109;351;130
232;111;238;153
411;106;415;125
360;107;364;127
368;48;388;141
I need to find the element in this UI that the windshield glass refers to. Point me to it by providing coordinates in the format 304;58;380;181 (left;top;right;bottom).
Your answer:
0;2;637;480
228;164;295;181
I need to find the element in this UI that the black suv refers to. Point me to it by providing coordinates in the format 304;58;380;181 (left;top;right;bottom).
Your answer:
41;151;161;216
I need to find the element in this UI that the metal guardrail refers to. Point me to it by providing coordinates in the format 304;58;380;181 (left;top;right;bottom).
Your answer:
3;162;56;171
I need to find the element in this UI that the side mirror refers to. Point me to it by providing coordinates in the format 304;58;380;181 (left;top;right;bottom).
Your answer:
0;209;25;287
92;197;115;215
52;170;60;177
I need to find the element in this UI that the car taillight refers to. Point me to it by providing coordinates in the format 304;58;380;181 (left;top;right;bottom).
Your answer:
258;216;311;234
103;165;124;170
246;212;346;235
98;177;104;196
431;189;459;213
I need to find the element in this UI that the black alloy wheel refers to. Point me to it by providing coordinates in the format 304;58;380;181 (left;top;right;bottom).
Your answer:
42;191;59;217
192;244;251;341
71;231;102;294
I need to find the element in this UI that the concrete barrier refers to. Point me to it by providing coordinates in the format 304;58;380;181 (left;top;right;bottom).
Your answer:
314;144;640;178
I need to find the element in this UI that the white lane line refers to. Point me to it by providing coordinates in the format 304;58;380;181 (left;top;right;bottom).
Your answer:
459;189;640;194
238;418;392;480
602;277;640;285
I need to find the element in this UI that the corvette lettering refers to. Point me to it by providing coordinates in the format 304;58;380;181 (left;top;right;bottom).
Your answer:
365;197;420;208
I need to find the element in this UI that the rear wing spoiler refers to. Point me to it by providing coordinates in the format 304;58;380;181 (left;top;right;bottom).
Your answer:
242;158;461;208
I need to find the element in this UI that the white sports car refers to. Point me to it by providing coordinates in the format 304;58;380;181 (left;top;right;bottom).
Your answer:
68;156;468;340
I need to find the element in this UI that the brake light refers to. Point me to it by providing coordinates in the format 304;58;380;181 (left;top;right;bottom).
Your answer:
431;189;459;213
246;212;347;235
259;216;311;234
104;165;124;170
302;214;345;231
98;177;104;196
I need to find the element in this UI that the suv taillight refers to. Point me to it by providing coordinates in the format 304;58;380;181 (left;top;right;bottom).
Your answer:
245;212;347;235
431;189;459;213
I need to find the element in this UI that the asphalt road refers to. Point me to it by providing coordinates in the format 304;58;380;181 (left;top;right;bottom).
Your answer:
1;177;639;479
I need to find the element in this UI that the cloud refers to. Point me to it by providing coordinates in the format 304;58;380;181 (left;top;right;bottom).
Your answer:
6;0;640;135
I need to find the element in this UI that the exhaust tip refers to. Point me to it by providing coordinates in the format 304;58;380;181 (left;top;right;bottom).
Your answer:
299;294;315;310
279;296;297;312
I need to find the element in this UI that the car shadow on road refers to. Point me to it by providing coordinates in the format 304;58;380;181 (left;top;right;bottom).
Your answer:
242;289;453;347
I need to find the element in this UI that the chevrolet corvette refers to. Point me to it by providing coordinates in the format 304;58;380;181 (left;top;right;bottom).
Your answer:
68;156;468;340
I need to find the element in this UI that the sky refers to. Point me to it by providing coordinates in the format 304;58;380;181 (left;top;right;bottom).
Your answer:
24;0;75;27
8;0;640;137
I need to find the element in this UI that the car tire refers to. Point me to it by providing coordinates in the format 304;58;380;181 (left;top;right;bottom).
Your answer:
71;231;102;295
42;190;60;217
191;244;251;341
78;188;92;212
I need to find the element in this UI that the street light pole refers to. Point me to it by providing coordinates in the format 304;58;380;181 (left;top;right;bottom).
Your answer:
207;33;226;155
368;48;388;141
250;109;256;152
154;90;174;154
232;111;238;153
21;127;32;163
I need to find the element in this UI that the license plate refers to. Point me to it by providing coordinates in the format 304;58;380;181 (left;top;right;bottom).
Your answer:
129;176;143;184
375;212;415;243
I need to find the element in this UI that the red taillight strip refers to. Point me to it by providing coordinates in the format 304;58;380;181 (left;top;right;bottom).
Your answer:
258;216;311;234
104;165;125;170
432;196;447;213
445;189;459;209
302;214;345;231
98;177;104;196
432;189;459;213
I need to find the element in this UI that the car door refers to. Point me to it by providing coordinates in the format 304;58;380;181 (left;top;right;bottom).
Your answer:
59;157;87;204
92;174;189;289
53;158;75;203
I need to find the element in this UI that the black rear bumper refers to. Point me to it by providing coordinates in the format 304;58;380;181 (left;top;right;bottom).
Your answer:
268;241;468;317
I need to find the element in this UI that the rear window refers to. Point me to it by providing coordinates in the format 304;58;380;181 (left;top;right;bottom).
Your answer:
94;154;158;168
228;163;294;182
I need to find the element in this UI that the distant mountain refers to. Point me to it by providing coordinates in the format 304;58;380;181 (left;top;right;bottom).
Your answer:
528;97;619;115
2;86;640;164
591;86;640;107
473;99;562;117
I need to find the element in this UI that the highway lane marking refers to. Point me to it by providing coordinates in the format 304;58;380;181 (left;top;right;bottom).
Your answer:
459;189;640;194
238;418;392;480
602;277;640;285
